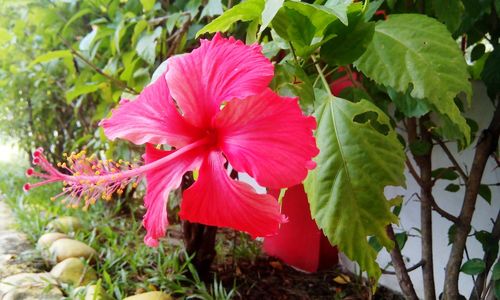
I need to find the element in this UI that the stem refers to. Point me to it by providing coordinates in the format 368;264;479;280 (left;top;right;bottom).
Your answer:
407;117;437;300
434;138;468;181
59;37;139;95
386;225;419;300
471;210;500;299
443;104;500;299
181;172;217;281
311;55;330;94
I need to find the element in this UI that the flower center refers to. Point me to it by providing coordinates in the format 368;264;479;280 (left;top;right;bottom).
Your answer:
204;128;221;150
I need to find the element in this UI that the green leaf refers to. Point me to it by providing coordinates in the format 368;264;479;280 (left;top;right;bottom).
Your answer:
259;0;284;34
0;27;12;44
196;0;264;37
136;27;162;65
320;16;374;65
66;82;103;103
432;0;464;33
387;87;430;118
200;0;224;18
395;232;408;250
448;224;457;245
493;261;500;281
304;97;405;279
481;47;500;100
475;231;499;259
140;0;155;12
460;258;486;275
61;8;93;35
471;44;486;62
29;50;73;67
354;14;472;145
431;167;459;181
445;183;460;192
132;20;149;46
409;140;432;156
478;184;491;204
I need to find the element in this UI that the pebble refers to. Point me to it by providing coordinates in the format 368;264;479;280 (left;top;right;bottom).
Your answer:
47;216;82;233
49;238;97;263
0;272;62;299
37;232;68;250
50;257;97;286
123;291;173;300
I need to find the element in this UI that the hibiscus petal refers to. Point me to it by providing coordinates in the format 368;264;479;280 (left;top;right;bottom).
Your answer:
165;33;274;127
179;151;285;238
101;73;201;148
214;88;319;189
142;144;203;247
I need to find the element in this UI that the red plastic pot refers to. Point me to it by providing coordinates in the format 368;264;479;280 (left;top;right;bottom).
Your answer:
263;185;338;273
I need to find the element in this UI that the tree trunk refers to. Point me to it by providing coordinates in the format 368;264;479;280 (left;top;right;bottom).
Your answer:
443;104;500;299
180;172;218;281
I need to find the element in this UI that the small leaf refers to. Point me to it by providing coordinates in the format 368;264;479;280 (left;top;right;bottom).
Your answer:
259;0;284;34
431;167;459;181
368;236;383;252
478;184;491;204
196;0;264;37
30;50;73;67
135;27;162;65
460;258;486;275
493;261;500;281
395;232;408;250
481;47;500;100
200;0;223;18
140;0;155;12
409;140;432;156
445;184;460;192
448;224;457;245
62;8;93;35
66;82;102;103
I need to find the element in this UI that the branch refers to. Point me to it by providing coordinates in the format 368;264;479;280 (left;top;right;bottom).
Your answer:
443;103;500;299
386;225;419;300
429;194;460;224
59;37;139;95
406;156;424;186
471;210;500;299
382;260;424;275
434;137;469;181
166;16;191;58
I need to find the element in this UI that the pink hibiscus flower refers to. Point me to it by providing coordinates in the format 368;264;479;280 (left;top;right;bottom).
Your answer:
25;33;319;247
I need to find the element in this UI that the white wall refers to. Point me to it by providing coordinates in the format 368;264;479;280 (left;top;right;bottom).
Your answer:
379;81;500;298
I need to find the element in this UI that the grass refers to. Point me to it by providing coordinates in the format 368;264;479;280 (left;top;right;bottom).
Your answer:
0;160;238;299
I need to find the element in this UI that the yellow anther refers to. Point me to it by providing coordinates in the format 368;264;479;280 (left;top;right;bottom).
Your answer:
63;153;67;157
50;197;56;201
95;171;100;175
117;189;123;195
132;182;138;188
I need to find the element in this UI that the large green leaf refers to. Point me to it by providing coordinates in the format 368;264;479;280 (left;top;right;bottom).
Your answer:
259;0;284;34
432;0;464;33
304;97;405;279
196;0;264;37
354;14;472;145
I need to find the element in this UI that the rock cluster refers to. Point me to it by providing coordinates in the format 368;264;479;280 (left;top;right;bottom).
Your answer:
0;211;173;299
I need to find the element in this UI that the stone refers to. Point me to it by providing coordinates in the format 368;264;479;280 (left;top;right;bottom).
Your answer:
49;238;97;263
0;230;30;255
37;232;68;250
47;216;82;233
123;291;173;300
0;272;62;299
50;257;97;286
0;254;37;278
72;284;112;300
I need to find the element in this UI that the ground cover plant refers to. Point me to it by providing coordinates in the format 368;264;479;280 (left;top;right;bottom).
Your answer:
0;0;499;299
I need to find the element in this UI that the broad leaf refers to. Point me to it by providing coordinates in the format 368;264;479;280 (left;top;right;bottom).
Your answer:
135;27;162;65
196;0;264;37
200;0;223;18
460;258;486;275
66;82;103;103
320;11;374;65
354;14;472;145
432;0;464;33
140;0;156;12
481;47;500;100
304;97;405;279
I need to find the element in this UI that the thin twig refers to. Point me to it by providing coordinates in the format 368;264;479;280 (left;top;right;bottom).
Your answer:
59;37;139;95
434;137;469;181
429;194;460;224
406;156;424;186
382;260;424;275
